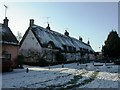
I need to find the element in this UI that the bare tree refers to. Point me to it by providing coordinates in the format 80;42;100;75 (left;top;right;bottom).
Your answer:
16;31;23;42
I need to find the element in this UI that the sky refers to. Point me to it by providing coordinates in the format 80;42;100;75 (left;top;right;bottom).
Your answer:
0;2;118;52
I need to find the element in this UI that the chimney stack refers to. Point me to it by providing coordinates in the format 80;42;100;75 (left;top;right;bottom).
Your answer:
3;17;9;27
46;24;51;30
87;40;90;45
29;19;34;27
79;36;82;42
64;30;69;36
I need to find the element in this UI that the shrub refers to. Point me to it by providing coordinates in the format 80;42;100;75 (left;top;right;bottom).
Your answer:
17;55;24;68
55;52;67;64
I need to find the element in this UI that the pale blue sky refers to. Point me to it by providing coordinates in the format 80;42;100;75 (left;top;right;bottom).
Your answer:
0;2;118;52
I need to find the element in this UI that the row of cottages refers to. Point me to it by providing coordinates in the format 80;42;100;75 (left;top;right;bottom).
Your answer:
19;19;94;64
0;17;19;67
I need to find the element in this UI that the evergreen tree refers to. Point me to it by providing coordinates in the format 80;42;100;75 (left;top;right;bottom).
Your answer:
102;31;120;58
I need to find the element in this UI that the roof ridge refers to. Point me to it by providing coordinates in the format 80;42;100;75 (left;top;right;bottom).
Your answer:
32;24;84;43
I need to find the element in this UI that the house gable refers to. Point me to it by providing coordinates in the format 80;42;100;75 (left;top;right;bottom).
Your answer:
20;29;42;53
0;18;19;45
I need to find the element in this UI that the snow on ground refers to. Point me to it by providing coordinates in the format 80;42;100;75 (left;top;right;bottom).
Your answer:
80;72;119;88
2;62;120;89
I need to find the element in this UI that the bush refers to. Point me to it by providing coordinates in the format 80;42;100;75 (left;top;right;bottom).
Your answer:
55;52;67;64
37;58;49;66
17;55;24;68
114;59;120;65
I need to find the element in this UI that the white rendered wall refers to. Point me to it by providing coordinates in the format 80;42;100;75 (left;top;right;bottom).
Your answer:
20;30;42;54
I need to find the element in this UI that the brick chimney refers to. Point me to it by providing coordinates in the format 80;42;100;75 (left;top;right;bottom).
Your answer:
3;17;9;27
29;19;34;27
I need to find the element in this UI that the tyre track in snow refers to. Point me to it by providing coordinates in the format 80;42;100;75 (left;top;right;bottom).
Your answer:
25;73;72;88
20;68;72;88
80;72;119;88
62;71;98;89
22;68;87;88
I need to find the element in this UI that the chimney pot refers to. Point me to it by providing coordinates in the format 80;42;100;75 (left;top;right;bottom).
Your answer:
30;19;34;27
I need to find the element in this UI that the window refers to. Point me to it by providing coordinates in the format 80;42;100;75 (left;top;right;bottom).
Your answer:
47;41;55;49
63;45;67;51
69;46;72;51
48;43;53;49
2;51;11;63
80;48;82;51
73;47;76;51
86;49;89;53
32;37;34;40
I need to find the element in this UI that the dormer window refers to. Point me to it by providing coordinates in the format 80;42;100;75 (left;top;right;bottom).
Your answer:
68;46;72;51
47;41;55;49
48;43;53;49
63;45;67;51
80;48;82;51
73;47;76;51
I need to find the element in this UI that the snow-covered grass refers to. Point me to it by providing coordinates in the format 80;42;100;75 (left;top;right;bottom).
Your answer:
80;71;119;88
2;62;120;89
